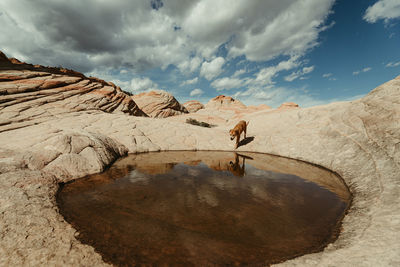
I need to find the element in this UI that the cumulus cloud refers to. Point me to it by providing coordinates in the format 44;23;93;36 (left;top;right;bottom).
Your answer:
353;67;372;75
0;0;334;74
190;88;204;96
180;77;199;86
211;77;243;91
364;0;400;23
233;69;246;77
200;57;225;80
254;56;300;85
130;77;160;93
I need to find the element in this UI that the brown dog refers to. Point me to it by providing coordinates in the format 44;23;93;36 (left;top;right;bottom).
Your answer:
229;120;249;149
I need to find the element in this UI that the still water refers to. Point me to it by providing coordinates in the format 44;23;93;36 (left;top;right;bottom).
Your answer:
57;151;351;266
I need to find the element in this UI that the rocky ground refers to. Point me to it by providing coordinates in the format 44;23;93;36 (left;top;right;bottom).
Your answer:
0;52;399;266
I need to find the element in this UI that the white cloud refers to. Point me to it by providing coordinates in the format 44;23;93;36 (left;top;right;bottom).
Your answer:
180;77;198;86
284;65;315;82
190;88;204;96
303;66;315;74
386;61;400;67
0;0;335;74
233;69;246;77
254;56;300;85
233;85;366;108
364;0;400;23
322;73;333;78
130;77;160;93
177;57;202;73
211;77;243;91
353;67;372;75
200;57;225;80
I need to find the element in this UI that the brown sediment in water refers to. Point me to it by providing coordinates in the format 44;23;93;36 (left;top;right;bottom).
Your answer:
57;151;351;266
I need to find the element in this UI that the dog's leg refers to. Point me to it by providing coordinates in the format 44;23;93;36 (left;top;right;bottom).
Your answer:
244;126;247;139
235;134;239;149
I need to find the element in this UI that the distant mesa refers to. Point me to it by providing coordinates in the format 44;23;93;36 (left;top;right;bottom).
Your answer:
183;100;204;113
132;90;188;118
278;102;300;110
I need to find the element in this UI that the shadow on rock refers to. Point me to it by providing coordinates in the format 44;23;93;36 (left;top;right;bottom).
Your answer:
238;136;254;148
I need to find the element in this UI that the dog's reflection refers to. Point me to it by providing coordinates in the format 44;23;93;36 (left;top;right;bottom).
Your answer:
228;153;248;177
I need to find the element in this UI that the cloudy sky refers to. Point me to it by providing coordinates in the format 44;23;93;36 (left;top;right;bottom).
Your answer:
0;0;399;107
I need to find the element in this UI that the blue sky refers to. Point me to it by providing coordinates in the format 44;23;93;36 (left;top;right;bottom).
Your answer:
0;0;399;107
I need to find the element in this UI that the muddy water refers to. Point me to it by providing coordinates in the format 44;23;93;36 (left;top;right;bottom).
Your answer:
57;151;351;266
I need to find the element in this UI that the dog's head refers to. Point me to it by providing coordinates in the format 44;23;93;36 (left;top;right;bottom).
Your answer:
229;129;236;140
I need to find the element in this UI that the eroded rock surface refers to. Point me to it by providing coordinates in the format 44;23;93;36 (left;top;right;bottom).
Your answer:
183;100;204;113
132;90;188;118
278;102;300;109
0;53;147;133
0;52;399;266
205;95;247;109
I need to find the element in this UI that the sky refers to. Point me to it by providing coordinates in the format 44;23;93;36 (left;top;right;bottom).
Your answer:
0;0;399;108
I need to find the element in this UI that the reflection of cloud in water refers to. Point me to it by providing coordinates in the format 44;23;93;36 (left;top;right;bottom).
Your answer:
128;170;150;184
187;167;202;177
245;165;281;179
196;185;219;207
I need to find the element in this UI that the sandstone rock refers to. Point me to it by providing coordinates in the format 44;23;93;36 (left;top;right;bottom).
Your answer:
0;51;146;132
132;90;188;118
278;102;300;109
183;100;204;113
205;95;247;109
0;52;399;267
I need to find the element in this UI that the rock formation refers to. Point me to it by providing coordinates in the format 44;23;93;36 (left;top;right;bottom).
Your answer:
132;90;188;118
0;52;147;132
183;100;204;113
0;51;399;266
205;95;247;109
278;102;300;109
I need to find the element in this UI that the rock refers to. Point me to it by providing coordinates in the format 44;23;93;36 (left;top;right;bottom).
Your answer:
0;51;147;132
183;100;204;113
0;51;9;63
132;90;188;118
247;104;272;111
0;52;400;266
205;95;247;109
278;102;300;109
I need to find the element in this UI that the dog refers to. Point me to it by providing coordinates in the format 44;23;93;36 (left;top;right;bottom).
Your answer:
228;153;246;176
229;120;249;149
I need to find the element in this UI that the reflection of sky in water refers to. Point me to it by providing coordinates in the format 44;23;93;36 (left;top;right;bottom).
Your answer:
58;152;350;266
124;159;326;207
128;169;150;184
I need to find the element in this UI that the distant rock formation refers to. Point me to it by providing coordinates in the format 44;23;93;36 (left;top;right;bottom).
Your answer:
278;102;300;110
183;100;204;113
0;51;146;132
247;104;272;111
132;90;188;118
205;95;247;109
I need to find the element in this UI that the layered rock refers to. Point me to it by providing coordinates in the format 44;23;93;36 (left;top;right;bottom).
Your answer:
132;90;188;118
0;52;399;266
0;52;146;132
183;100;204;113
205;95;246;109
278;102;300;109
